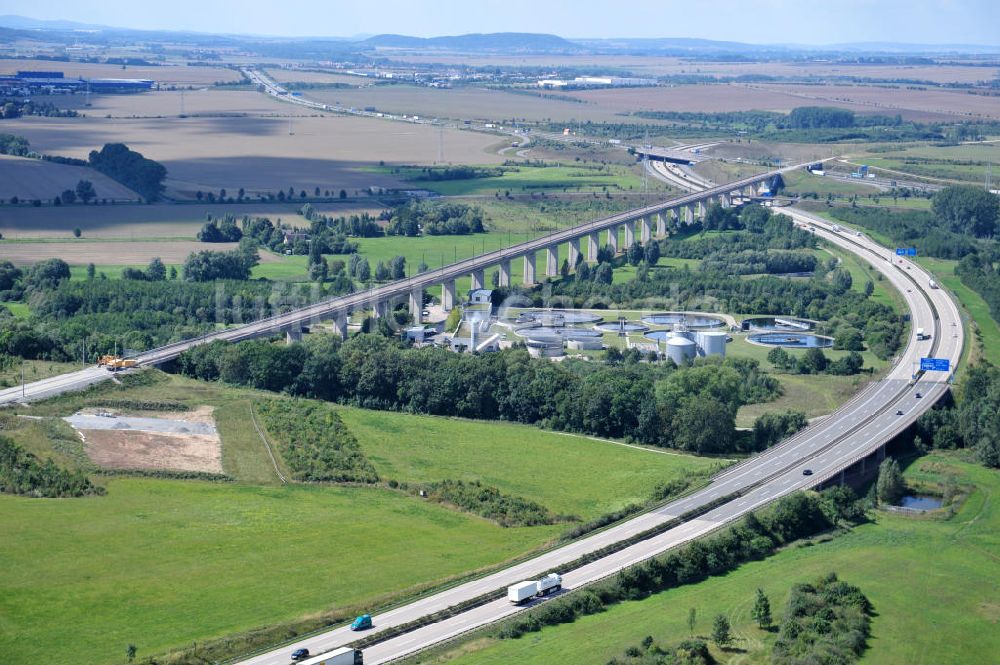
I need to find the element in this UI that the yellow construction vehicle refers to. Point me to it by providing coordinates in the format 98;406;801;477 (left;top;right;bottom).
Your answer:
97;355;138;371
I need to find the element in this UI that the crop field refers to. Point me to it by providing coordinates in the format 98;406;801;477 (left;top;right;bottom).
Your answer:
427;454;1000;665
0;154;139;202
338;407;719;519
1;113;503;198
49;88;292;116
308;84;631;124
382;163;653;196
565;83;864;115
263;68;379;86
389;54;996;84
0;58;240;85
0;201;377;240
0;371;725;665
0;239;280;266
753;83;1000;121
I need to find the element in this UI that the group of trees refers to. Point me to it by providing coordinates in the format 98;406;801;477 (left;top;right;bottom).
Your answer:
788;106;856;129
0;133;30;156
54;179;97;206
1;273;330;361
181;243;259;282
0;437;104;498
1;99;77;119
171;333;785;455
87;143;167;202
121;257;168;282
772;573;873;665
767;346;866;376
414;479;566;527
914;363;1000;467
384;200;486;237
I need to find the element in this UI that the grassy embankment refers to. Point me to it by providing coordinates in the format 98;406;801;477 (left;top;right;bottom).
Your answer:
411;452;1000;665
0;371;714;665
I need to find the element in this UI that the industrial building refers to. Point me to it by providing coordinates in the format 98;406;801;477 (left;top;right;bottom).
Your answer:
0;70;155;94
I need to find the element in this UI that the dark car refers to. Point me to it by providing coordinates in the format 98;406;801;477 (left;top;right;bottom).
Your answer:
915;392;922;398
291;648;310;661
896;409;904;415
802;469;813;476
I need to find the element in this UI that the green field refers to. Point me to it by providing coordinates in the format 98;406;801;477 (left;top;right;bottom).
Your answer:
917;256;1000;366
0;371;724;665
380;164;656;197
0;479;559;665
338;407;719;519
424;453;1000;665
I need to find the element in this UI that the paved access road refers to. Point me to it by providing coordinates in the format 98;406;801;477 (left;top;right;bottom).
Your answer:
232;208;962;665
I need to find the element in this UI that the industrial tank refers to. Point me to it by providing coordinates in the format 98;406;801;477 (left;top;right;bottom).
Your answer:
665;336;697;365
697;331;728;357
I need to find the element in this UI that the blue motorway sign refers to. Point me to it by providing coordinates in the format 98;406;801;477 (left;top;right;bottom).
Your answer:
920;357;950;372
896;247;917;256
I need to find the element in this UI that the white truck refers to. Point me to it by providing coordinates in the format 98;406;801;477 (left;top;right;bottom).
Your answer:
916;327;930;341
298;647;363;665
507;573;562;604
929;279;939;289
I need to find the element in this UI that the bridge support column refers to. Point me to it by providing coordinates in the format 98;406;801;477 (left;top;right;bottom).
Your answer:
471;269;485;291
607;227;618;253
285;330;303;345
441;280;456;311
684;204;694;224
498;260;512;287
640;216;652;244
409;287;423;324
697;200;705;219
655;212;666;237
587;232;599;262
523;251;536;285
623;221;635;247
720;192;732;208
568;238;581;267
373;300;388;319
878;445;886;462
334;311;348;339
545;245;559;277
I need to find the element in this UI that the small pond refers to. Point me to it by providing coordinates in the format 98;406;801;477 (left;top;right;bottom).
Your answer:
898;495;943;511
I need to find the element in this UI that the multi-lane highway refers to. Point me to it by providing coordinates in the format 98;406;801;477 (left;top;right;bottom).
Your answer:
229;208;961;665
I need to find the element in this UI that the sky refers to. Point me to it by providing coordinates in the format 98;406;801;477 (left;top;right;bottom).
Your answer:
4;0;999;45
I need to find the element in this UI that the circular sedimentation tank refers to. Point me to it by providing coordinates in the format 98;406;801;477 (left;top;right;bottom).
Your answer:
742;316;815;332
511;309;602;325
593;321;648;333
747;332;833;348
641;312;725;328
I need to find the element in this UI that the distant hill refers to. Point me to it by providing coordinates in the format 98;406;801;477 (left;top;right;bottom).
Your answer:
358;32;586;53
0;14;104;30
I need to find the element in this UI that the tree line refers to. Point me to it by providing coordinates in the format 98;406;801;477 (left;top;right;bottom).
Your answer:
914;363;1000;468
171;333;788;455
88;143;167;203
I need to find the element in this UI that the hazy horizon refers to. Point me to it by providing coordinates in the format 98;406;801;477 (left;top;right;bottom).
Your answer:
2;0;999;47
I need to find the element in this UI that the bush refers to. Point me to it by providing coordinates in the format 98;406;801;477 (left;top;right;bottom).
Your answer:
415;479;569;527
254;398;378;483
0;436;104;497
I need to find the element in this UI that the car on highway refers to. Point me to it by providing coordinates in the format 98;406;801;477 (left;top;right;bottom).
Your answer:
351;614;373;631
916;392;922;398
802;469;813;476
896;409;904;415
291;648;310;661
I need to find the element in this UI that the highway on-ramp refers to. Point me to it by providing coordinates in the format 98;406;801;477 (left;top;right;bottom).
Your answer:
230;208;962;665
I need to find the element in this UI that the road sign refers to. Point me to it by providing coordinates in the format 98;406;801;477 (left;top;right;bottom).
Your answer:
920;357;950;372
896;247;917;256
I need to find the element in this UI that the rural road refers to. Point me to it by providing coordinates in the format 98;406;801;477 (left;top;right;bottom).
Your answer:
230;209;962;665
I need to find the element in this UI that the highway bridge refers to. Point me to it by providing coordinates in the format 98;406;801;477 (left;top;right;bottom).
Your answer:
223;206;960;665
0;163;805;407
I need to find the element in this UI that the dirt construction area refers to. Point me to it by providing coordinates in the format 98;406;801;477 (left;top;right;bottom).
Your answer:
0;240;288;266
64;406;223;474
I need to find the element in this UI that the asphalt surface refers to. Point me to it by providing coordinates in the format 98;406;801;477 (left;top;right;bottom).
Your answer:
231;208;962;665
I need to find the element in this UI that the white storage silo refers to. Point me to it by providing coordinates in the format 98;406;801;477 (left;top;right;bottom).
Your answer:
665;336;697;365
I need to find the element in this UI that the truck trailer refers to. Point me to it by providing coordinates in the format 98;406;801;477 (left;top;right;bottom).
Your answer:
297;647;362;665
507;573;562;604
